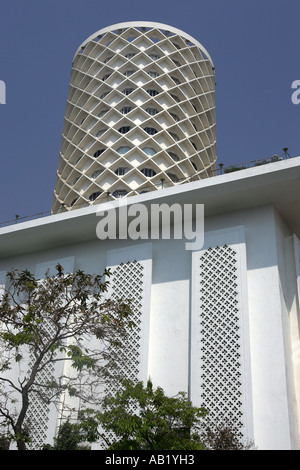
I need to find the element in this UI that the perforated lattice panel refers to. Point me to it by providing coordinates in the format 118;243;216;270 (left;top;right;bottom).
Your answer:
109;260;144;385
101;260;144;447
0;273;6;367
25;320;56;450
198;245;244;435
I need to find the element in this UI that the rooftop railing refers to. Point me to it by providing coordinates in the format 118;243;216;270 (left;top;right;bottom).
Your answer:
0;149;294;229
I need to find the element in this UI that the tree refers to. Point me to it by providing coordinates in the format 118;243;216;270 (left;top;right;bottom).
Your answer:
0;265;133;450
199;421;255;450
43;420;91;450
76;380;255;451
80;379;207;450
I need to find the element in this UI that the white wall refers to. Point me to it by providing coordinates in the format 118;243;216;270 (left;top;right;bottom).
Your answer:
0;203;299;449
274;211;300;449
149;238;191;395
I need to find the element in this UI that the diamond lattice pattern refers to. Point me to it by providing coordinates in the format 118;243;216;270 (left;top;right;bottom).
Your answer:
108;260;144;387
199;245;244;435
52;23;216;213
100;260;144;448
25;319;56;449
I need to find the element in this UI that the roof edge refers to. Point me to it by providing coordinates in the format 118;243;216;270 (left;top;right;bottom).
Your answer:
72;21;214;67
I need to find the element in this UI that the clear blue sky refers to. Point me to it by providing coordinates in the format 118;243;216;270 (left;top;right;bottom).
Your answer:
0;0;299;223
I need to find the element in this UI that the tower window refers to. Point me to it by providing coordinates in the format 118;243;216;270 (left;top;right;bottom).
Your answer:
149;53;160;60
115;167;130;176
171;76;181;85
170;112;180;122
167;173;179;182
89;191;102;201
145;107;158;115
123;70;135;77
141;168;156;177
120;106;133;114
169;131;180;141
125;53;136;59
170;94;180;102
168;151;180;161
122;88;134;95
118;126;131;134
93;149;105;158
95;128;107;137
91;169;103;179
100;91;110;99
172;59;181;67
144;127;157;135
117;146;131;154
102;73;112;81
103;56;113;64
98;109;109;118
113;189;128;198
146;89;159;96
142;147;156;156
71;197;78;207
148;71;159;78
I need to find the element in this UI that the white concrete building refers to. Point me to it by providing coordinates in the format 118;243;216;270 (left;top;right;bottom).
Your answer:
52;22;216;213
1;157;300;450
1;21;299;450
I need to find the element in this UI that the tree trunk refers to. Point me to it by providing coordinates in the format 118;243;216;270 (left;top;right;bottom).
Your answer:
16;436;27;451
15;389;30;450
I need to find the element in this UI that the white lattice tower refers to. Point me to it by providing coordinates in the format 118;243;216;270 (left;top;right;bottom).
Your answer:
52;22;216;213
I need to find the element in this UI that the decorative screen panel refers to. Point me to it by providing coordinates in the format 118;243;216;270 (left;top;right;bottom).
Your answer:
100;244;152;448
108;260;145;387
25;319;57;450
24;257;75;449
199;245;243;432
191;227;253;441
106;243;152;386
0;271;6;366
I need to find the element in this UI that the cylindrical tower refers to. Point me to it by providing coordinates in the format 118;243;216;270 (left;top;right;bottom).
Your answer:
52;22;216;213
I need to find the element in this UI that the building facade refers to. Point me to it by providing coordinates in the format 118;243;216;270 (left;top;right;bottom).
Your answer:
0;22;300;450
52;22;216;213
1;157;300;449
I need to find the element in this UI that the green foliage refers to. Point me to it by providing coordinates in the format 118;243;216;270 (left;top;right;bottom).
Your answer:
76;379;254;451
0;435;10;450
86;379;207;450
224;166;247;173
200;421;255;450
0;264;134;450
44;421;91;450
66;345;96;371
